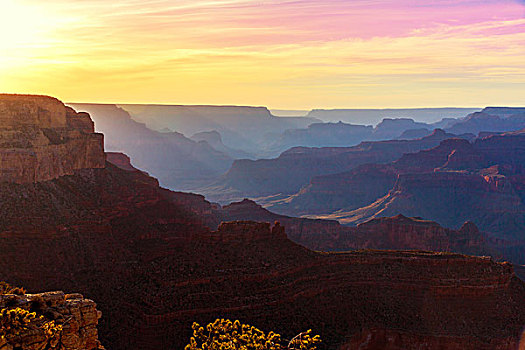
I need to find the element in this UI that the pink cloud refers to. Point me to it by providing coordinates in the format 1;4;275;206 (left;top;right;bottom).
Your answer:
110;0;525;47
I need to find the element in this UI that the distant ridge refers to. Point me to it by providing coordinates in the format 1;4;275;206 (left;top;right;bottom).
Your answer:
307;107;481;125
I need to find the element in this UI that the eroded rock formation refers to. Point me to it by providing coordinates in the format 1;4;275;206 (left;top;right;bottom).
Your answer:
68;103;233;190
0;95;105;184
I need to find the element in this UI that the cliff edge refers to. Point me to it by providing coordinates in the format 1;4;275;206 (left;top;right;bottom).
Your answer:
0;94;105;183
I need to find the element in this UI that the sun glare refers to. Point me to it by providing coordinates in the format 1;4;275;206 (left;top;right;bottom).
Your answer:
0;0;55;66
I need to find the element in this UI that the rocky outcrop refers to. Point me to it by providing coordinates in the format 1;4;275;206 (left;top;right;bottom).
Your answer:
0;291;103;350
0;95;105;184
372;118;430;139
344;215;485;253
397;127;432;139
264;137;485;217
105;152;137;172
272;131;525;264
113;104;318;156
191;130;253;159
266;122;374;156
305;108;477;125
393;138;487;172
327;171;525;234
266;164;399;216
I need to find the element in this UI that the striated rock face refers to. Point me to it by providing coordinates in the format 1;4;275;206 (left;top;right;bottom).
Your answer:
0;95;105;184
0;95;67;128
265;137;488;217
0;291;103;350
266;122;375;156
267;164;399;216
0;152;520;350
446;109;525;135
345;215;485;253
114;103;318;156
330;171;525;233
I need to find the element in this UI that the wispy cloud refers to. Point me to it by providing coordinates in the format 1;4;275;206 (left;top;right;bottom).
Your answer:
1;0;524;108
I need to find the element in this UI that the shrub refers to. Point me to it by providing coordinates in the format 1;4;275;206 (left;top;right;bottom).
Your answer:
0;308;62;347
0;282;26;295
185;319;320;350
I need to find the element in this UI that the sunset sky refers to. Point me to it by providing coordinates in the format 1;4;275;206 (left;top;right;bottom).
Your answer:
1;0;524;109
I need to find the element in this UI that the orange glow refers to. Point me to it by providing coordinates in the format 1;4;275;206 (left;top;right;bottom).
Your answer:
0;0;524;109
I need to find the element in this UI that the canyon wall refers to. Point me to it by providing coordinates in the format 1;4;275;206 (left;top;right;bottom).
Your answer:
0;95;105;184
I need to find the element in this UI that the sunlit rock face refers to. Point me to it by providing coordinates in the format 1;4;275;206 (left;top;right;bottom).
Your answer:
0;94;105;183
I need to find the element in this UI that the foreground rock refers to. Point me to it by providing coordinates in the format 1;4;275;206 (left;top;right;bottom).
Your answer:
0;291;103;350
1;154;522;350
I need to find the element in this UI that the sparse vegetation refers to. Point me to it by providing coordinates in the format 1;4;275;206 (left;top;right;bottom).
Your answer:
0;282;62;348
0;308;62;346
185;319;320;350
0;281;26;295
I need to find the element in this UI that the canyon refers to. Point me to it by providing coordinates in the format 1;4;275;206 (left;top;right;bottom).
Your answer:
305;108;479;125
218;199;487;256
1;95;525;349
115;104;319;156
290;133;525;264
202;129;468;203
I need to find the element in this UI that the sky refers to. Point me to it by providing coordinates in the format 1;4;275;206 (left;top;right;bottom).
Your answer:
0;0;524;109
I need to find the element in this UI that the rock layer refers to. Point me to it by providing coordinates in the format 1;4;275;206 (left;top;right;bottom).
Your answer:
0;95;105;184
205;129;463;203
69;103;233;190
